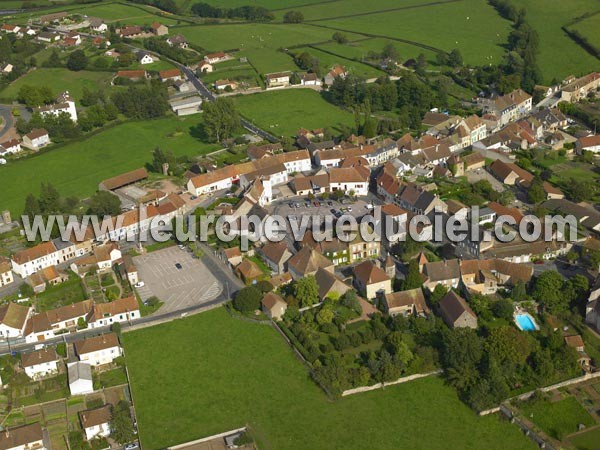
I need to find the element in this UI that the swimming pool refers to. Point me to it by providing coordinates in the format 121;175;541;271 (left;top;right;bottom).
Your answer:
515;313;539;331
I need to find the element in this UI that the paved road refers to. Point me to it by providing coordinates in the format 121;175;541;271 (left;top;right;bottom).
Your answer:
43;25;280;144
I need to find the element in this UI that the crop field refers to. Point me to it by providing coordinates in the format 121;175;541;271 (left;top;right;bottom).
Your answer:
306;0;512;67
173;23;364;74
0;69;114;103
124;307;536;450
234;89;355;138
0;116;219;215
513;0;600;81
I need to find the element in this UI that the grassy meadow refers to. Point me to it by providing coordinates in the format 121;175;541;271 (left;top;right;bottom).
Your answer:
0;68;114;103
234;89;355;138
0;116;219;215
512;0;600;81
123;307;536;450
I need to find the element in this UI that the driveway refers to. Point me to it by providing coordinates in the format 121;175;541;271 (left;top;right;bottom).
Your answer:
133;246;222;314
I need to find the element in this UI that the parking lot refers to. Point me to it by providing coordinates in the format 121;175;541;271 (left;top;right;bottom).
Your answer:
133;246;222;314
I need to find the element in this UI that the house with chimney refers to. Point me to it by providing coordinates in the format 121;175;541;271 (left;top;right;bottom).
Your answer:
353;260;392;300
0;303;31;338
21;348;60;380
0;423;46;450
80;405;112;441
87;297;139;328
478;89;532;127
421;259;460;291
74;333;122;366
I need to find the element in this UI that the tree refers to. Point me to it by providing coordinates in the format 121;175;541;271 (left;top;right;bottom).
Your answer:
87;191;121;217
402;259;422;290
512;279;527;301
532;270;565;313
38;182;61;215
527;177;545;204
332;32;348;44
491;298;513;320
293;276;319;307
22;193;40;223
18;85;54;107
448;48;463;67
109;400;136;444
316;304;334;325
486;326;533;366
381;43;399;62
429;284;448;307
67;50;88;71
283;10;304;23
202;97;240;142
232;285;261;313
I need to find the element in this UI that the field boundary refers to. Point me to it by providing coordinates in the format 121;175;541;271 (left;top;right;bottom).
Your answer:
341;370;443;396
303;0;462;23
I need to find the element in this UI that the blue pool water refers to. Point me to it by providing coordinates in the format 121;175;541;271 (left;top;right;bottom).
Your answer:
515;313;538;331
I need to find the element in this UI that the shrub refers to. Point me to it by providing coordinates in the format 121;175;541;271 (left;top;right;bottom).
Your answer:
233;286;262;313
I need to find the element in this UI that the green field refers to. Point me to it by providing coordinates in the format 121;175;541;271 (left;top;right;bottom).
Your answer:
291;46;384;79
315;37;440;68
569;427;600;450
0;116;219;215
273;0;432;21
513;0;600;82
234;89;355;138
11;1;180;26
519;396;595;440
570;12;600;53
0;68;114;103
308;0;512;66
173;23;364;74
123;307;535;450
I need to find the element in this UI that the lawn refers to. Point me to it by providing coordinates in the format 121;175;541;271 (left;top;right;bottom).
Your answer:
123;307;536;450
0;116;220;216
570;13;600;51
308;0;512;67
36;275;87;312
518;396;596;440
512;0;600;82
234;89;355;138
569;426;600;450
0;68;114;103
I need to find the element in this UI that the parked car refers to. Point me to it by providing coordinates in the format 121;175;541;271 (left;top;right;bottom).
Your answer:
295;202;301;208
327;201;333;206
313;201;320;207
190;195;198;200
125;443;139;450
175;263;183;269
134;281;145;288
330;209;336;214
288;202;294;208
347;206;353;212
304;202;311;207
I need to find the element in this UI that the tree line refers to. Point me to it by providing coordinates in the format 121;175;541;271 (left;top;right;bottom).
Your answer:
190;2;274;21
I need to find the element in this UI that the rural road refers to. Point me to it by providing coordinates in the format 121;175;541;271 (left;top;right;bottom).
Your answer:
44;25;280;143
0;105;14;140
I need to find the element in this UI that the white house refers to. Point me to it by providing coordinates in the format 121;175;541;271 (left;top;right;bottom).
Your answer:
204;52;230;64
576;135;600;154
136;52;154;65
265;72;291;88
0;423;46;450
22;128;50;150
24;300;94;343
328;167;369;196
74;333;122;366
1;63;13;74
0;138;21;155
80;405;112;441
11;241;60;278
38;91;77;123
197;61;213;73
0;303;31;338
68;362;93;395
21;348;59;380
89;17;108;33
86;296;140;329
0;257;14;287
